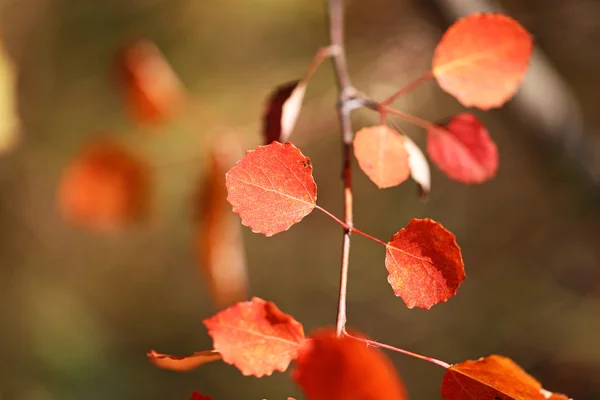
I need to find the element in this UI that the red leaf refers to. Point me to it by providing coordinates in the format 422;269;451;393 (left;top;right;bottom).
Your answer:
427;113;498;184
147;349;222;372
441;355;572;400
292;328;408;400
264;80;307;144
226;141;317;236
57;140;150;231
432;13;533;109
386;218;465;309
190;391;212;400
353;125;410;189
118;39;185;125
203;297;305;377
196;135;248;308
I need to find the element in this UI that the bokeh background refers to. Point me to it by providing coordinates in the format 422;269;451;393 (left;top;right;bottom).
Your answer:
1;0;599;399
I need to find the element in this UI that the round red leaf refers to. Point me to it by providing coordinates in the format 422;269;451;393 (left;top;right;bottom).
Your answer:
353;125;410;189
293;328;407;400
427;113;498;184
226;141;317;236
385;218;465;309
432;13;533;109
203;297;305;377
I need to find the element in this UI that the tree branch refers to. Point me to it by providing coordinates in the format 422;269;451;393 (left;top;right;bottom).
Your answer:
328;0;355;337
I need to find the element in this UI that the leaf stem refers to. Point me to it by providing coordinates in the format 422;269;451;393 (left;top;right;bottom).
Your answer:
346;334;451;369
316;206;387;247
328;0;355;337
379;105;436;131
380;71;434;106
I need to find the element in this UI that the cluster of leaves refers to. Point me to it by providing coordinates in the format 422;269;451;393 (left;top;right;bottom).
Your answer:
48;10;571;400
145;12;571;400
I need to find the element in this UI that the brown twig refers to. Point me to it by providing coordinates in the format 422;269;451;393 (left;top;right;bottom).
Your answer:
328;0;355;337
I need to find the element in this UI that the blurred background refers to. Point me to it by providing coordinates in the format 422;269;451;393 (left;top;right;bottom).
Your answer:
1;0;599;398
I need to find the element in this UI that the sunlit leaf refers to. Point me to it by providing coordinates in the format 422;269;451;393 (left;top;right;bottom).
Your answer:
147;349;222;372
0;39;19;154
386;218;465;309
264;80;307;144
118;39;185;125
441;355;572;400
226;141;317;236
432;13;533;109
204;297;305;377
57;140;150;231
196;135;248;308
353;125;410;189
427;113;498;184
293;328;408;400
402;134;431;198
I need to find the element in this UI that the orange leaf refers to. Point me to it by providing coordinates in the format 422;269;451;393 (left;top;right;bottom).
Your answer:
292;328;407;400
264;80;307;144
57;140;150;231
226;141;317;236
190;391;212;400
432;13;533;109
196;135;248;308
441;355;572;400
147;349;222;372
0;38;20;154
204;297;305;377
118;39;185;125
427;113;498;184
353;125;410;189
386;218;465;309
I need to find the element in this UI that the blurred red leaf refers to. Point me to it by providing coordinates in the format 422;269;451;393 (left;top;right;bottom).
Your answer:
118;39;185;125
204;297;305;377
386;218;465;309
427;113;498;184
226;141;317;236
441;355;572;400
353;125;410;189
432;13;533;109
196;135;248;308
293;328;408;400
57;140;150;231
147;349;222;372
264;80;306;144
190;391;212;400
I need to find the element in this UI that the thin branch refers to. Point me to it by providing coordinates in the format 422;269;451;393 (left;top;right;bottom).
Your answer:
380;71;434;107
346;334;451;369
328;0;355;337
316;206;387;246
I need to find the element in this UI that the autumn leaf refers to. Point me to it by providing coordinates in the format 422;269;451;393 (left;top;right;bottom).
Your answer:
293;328;407;400
441;355;572;400
353;125;410;189
386;218;465;309
402;134;431;198
57;140;150;231
190;391;212;400
226;141;317;236
117;39;185;125
204;297;305;377
427;113;498;184
432;13;533;109
0;38;19;154
196;135;248;308
147;349;222;372
264;80;307;144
